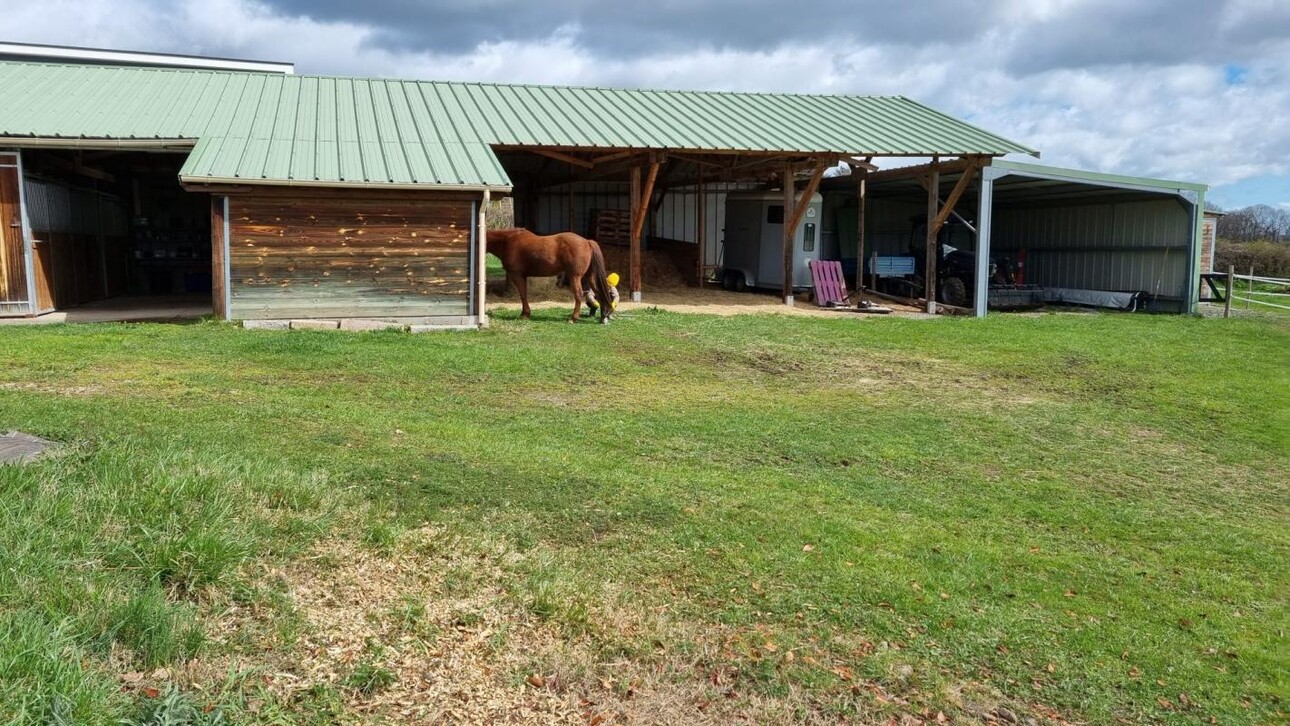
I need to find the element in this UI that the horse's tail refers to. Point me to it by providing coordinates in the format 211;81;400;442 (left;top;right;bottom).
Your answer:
588;239;613;323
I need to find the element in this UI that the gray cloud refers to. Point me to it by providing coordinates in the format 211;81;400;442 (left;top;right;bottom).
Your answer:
1002;0;1290;73
265;0;997;57
3;0;1288;205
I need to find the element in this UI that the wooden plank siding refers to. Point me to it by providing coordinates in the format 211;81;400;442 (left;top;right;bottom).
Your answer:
226;189;475;320
211;196;227;319
0;158;28;305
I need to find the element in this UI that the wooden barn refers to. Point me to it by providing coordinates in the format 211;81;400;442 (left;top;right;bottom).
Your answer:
0;43;1077;326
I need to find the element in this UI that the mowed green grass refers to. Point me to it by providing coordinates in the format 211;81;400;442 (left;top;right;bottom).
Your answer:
0;309;1286;724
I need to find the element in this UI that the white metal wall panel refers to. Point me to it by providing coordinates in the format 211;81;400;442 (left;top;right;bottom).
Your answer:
535;181;757;268
22;177;127;236
992;199;1190;297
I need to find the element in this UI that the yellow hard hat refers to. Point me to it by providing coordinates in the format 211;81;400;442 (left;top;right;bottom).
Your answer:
607;272;620;287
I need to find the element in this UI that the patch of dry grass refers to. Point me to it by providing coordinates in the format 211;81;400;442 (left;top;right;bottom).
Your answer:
167;521;1073;725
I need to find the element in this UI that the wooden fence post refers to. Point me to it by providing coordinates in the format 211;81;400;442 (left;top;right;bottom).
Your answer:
1224;264;1233;318
1247;265;1254;310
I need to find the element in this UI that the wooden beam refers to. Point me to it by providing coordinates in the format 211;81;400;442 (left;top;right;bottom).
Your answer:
529;148;594;169
785;163;827;239
781;162;829;304
668;152;728;169
37;154;115;183
867;156;983;183
930;163;980;233
210;196;227;320
696;168;706;287
849;156;878;172
650;158;679;213
629;159;660;298
925;168;939;314
560;152;655;184
477;190;490;323
783;165;795;304
855;173;867;293
590;150;638;165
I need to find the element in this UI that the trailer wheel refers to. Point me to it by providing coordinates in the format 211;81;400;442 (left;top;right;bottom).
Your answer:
940;276;969;307
733;274;747;292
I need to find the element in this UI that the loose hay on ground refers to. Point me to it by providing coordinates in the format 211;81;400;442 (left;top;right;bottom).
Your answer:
186;526;897;724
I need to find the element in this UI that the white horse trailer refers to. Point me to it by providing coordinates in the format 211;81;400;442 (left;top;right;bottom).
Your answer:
720;190;824;292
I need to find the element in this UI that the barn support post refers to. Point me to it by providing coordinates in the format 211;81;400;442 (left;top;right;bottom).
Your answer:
629;157;661;302
924;167;939;314
696;168;706;287
1182;189;1202;313
1224;264;1233;318
210;195;228;320
855;173;867;294
781;160;829;306
221;197;231;318
477;190;490;327
974;169;998;318
17;151;38;315
629;167;641;301
782;165;796;305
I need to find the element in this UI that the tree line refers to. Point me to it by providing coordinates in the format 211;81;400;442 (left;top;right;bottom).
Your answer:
1212;204;1290;244
1211;205;1290;277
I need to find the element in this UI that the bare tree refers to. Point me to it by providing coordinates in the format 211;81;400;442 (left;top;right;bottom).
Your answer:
1217;204;1290;244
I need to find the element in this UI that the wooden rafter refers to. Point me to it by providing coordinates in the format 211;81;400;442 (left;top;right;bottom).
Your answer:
35;153;116;183
650;158;680;212
785;164;828;236
930;163;980;233
925;168;939;313
868;156;986;183
529;148;593;169
668;153;727;169
631;160;661;243
568;152;657;184
590;150;638;165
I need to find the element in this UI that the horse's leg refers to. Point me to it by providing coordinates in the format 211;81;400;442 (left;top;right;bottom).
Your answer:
569;275;583;323
509;272;532;319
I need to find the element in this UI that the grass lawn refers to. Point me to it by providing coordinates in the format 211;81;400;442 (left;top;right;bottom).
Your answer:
0;309;1286;724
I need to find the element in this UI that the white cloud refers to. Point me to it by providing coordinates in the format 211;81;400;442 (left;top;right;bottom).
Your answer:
5;0;1289;204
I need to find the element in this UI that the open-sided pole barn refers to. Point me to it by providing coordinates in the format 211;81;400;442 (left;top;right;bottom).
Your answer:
823;160;1207;316
0;48;1042;324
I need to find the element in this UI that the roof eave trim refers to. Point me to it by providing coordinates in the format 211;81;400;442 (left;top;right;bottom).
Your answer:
1;136;198;150
178;174;513;194
988;160;1208;194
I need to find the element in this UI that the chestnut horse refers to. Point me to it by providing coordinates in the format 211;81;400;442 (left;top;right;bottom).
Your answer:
486;228;613;323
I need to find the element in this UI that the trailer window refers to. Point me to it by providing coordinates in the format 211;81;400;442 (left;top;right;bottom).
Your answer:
767;205;784;224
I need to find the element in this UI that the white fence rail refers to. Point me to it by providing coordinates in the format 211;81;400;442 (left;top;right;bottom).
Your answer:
1229;272;1290;313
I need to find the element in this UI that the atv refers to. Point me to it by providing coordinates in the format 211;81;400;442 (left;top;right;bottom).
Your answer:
907;216;1017;308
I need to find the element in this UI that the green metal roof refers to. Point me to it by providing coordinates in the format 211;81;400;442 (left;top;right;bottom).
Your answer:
989;160;1207;193
0;60;1038;190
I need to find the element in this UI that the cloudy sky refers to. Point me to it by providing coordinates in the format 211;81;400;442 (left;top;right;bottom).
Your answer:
7;0;1289;209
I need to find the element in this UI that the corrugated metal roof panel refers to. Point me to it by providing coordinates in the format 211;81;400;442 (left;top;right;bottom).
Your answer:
1;60;1038;190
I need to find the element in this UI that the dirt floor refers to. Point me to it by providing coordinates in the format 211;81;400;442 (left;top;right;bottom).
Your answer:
486;278;927;319
0;295;212;325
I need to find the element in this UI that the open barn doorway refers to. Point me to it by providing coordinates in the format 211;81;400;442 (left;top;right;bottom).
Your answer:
14;149;212;321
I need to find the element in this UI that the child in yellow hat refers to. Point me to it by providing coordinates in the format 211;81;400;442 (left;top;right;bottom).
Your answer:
584;272;621;319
